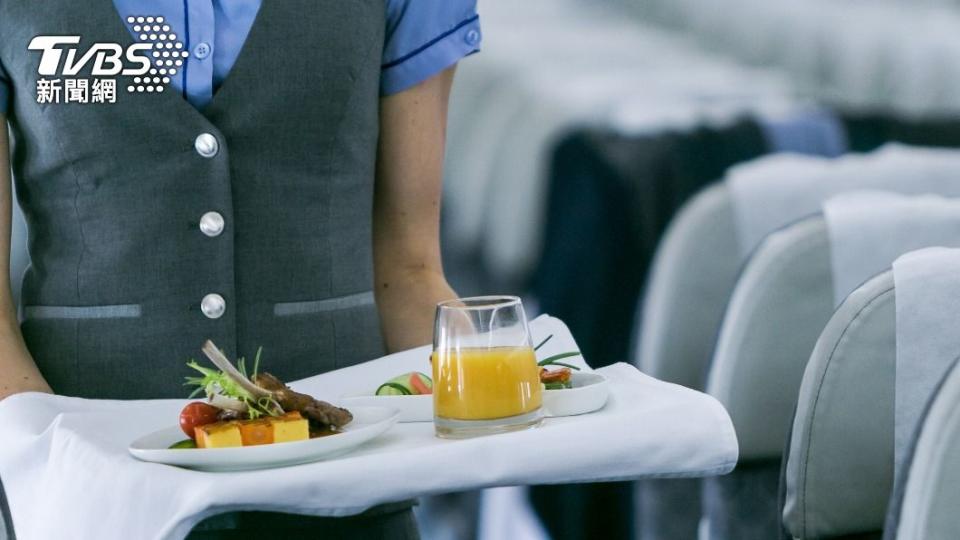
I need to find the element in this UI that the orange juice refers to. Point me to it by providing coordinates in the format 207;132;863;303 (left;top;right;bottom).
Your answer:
432;346;542;420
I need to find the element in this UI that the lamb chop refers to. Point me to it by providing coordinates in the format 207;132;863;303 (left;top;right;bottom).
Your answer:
252;372;354;428
200;340;353;429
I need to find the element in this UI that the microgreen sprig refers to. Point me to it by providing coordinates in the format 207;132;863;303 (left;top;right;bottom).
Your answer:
533;334;583;370
537;352;582;370
184;347;281;420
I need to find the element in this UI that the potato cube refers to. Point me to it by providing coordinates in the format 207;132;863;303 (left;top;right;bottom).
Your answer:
195;423;242;448
271;415;309;443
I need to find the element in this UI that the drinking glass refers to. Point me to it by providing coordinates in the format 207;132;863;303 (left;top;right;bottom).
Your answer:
432;296;543;438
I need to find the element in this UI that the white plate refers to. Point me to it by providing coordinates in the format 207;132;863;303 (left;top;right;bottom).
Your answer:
341;372;609;422
128;406;399;472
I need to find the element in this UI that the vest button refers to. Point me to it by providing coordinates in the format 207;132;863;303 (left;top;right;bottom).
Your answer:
195;133;219;158
201;293;226;319
199;212;225;237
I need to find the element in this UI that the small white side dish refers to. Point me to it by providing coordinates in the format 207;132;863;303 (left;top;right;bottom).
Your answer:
341;371;610;422
542;372;610;417
128;406;399;472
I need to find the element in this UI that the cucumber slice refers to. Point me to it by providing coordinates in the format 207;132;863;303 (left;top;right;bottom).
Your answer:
169;439;197;449
376;372;434;396
376;382;412;396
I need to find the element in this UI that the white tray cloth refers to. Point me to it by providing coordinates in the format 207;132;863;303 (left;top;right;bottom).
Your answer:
728;144;960;258
0;315;737;540
892;248;960;485
824;191;960;306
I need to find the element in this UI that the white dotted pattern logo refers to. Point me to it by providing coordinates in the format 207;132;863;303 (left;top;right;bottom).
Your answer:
124;15;189;94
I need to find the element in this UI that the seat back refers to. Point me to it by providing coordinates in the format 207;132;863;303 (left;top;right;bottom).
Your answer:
782;271;896;539
706;216;833;460
698;217;832;539
637;182;740;389
633;183;742;539
886;358;960;540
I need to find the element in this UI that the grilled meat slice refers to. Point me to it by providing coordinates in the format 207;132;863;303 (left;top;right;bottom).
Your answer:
252;372;353;428
299;400;354;429
251;372;286;392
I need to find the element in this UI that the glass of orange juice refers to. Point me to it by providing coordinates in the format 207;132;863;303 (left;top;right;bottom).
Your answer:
432;296;543;438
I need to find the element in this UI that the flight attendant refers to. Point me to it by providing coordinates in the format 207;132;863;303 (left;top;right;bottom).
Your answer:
0;0;480;537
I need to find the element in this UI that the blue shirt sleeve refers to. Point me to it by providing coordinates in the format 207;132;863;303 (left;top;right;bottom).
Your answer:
381;0;481;96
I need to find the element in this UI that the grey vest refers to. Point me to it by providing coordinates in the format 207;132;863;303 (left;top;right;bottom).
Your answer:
0;0;387;399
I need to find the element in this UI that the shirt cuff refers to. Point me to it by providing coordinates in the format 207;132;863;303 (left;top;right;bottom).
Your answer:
380;14;481;96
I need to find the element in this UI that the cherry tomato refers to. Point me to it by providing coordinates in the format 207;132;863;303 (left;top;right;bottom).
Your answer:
540;367;571;384
179;402;221;439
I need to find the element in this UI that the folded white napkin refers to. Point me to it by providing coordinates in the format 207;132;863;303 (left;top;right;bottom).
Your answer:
824;191;960;306
0;315;737;540
892;248;960;484
728;144;960;258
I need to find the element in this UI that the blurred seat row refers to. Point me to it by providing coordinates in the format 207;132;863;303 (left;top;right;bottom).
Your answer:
639;147;960;539
440;1;960;538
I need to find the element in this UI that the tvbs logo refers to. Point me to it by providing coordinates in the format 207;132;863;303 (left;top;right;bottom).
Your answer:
28;36;152;77
28;18;184;104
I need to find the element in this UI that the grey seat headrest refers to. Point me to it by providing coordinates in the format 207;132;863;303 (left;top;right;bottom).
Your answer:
783;270;896;539
637;183;740;390
886;357;960;540
707;216;833;460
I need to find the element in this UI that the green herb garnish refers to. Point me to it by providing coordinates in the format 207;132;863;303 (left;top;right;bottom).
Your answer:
236;347;263;381
538;352;582;370
534;334;554;351
533;334;582;369
184;354;281;420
